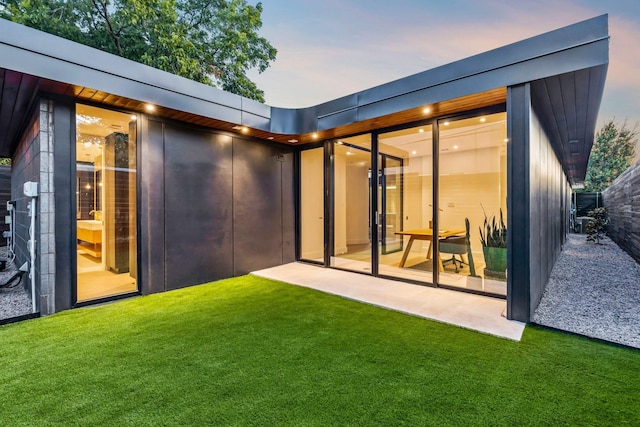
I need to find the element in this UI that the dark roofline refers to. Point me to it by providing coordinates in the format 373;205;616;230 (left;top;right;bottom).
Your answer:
0;14;608;135
0;15;608;182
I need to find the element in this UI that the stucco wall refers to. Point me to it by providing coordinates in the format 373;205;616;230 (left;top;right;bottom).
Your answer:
602;163;640;262
11;100;56;315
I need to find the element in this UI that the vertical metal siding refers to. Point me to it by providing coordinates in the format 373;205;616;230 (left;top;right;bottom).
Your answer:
53;100;74;311
507;84;531;322
163;124;234;289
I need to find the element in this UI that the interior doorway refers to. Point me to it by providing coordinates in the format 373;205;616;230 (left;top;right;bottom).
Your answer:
75;104;138;302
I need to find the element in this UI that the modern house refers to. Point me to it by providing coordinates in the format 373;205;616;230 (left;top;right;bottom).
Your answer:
0;15;608;322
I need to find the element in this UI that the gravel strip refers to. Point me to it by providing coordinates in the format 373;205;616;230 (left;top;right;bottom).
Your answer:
533;233;640;349
0;247;32;322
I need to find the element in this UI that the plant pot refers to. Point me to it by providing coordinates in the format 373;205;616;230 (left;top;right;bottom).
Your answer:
482;246;506;280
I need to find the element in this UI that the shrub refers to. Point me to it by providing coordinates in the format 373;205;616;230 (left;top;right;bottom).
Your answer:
586;207;608;244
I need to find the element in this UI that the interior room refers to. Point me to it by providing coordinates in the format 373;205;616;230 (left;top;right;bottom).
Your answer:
75;104;138;301
305;112;507;296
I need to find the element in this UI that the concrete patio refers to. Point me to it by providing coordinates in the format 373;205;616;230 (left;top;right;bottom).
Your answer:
252;262;525;341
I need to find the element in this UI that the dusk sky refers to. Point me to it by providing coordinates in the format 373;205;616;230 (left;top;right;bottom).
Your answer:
249;0;640;129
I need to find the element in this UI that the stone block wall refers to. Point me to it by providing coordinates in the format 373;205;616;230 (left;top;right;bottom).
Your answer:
602;163;640;263
11;100;56;315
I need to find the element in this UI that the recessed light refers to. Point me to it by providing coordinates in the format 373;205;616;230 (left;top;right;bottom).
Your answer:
503;138;509;143
453;145;459;150
443;121;450;126
312;133;318;139
411;150;417;155
130;115;137;120
480;117;486;123
288;139;298;143
423;107;431;114
232;125;242;130
337;141;343;145
145;104;155;112
267;136;274;140
241;127;248;133
419;129;424;133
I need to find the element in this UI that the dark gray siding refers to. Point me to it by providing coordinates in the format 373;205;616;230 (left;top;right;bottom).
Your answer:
507;84;531;322
139;118;295;294
508;84;570;322
53;99;74;312
140;119;165;295
529;101;568;315
164;124;233;289
0;165;10;238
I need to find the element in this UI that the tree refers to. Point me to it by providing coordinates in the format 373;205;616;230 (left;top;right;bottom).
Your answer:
583;120;638;192
0;0;276;102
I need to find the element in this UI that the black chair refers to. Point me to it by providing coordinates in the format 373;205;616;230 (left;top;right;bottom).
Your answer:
439;218;476;275
439;235;467;272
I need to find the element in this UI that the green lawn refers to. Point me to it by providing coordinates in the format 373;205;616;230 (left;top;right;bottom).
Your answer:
0;276;638;426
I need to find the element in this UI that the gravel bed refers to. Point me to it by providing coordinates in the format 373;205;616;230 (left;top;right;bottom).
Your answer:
533;233;640;349
0;247;32;322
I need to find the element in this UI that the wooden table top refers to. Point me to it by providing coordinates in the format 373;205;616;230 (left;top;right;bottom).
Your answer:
395;228;465;238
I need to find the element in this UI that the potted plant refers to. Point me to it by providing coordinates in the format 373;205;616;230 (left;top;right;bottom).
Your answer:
479;208;507;280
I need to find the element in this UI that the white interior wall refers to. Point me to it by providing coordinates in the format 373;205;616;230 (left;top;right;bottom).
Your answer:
346;163;369;245
300;148;324;259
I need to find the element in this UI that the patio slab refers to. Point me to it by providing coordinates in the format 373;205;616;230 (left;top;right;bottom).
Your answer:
252;262;525;341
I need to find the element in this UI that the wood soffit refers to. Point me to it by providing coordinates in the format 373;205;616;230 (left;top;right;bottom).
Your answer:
41;78;507;146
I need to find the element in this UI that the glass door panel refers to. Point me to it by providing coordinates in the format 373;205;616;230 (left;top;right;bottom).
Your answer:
300;147;325;262
437;113;507;295
76;104;138;302
377;125;434;283
330;136;373;273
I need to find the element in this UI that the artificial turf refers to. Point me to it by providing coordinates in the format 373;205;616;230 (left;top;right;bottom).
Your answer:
0;275;638;426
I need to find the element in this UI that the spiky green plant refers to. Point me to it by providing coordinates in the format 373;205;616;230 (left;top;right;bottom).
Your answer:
479;208;507;248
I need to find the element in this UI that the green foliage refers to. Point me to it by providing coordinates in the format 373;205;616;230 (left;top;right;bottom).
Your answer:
586;207;608;244
479;207;507;248
0;0;277;102
583;120;638;192
0;276;639;425
0;158;11;165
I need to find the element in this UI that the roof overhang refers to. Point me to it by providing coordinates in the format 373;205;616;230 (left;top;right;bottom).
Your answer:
0;14;608;182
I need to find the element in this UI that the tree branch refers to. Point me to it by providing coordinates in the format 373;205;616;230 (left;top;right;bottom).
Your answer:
91;0;123;55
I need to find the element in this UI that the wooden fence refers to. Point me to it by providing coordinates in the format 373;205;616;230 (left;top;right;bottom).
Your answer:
602;163;640;262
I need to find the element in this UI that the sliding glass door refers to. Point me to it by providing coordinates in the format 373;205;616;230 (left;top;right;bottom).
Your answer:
297;109;507;299
330;135;373;273
437;113;507;295
377;125;435;283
